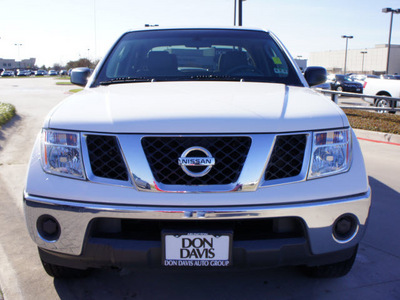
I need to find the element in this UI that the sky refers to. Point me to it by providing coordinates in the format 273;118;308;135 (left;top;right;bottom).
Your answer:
1;0;400;68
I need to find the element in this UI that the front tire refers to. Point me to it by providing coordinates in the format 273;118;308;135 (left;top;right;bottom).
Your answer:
39;248;90;278
41;259;91;278
302;245;358;278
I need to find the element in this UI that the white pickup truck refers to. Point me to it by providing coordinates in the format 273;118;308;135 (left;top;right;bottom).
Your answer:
23;27;371;279
363;77;400;112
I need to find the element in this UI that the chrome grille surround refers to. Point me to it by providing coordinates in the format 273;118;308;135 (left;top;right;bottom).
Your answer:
86;135;129;181
80;133;312;193
265;134;307;181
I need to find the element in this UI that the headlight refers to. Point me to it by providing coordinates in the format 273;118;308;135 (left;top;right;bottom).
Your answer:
41;129;85;179
308;129;352;179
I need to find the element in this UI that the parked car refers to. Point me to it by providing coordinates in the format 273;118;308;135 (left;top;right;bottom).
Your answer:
35;69;47;76
328;74;363;93
48;70;58;76
349;74;379;83
24;27;370;279
1;70;15;77
363;77;400;113
380;74;400;80
17;70;31;76
313;81;330;90
59;70;68;76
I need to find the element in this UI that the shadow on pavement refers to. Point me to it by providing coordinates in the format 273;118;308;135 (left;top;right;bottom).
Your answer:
0;114;21;151
363;176;400;255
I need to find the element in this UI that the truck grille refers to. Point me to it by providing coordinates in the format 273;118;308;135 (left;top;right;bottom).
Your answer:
141;136;252;185
86;135;129;181
264;134;306;181
84;134;306;186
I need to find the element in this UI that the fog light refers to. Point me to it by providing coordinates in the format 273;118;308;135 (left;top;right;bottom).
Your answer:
37;215;61;241
332;214;358;243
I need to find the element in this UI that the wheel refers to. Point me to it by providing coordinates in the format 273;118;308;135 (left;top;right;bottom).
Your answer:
40;259;91;278
302;245;358;278
375;98;395;114
336;86;343;92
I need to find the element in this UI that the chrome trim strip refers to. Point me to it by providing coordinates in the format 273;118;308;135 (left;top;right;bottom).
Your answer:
81;133;135;188
25;191;370;221
260;133;312;188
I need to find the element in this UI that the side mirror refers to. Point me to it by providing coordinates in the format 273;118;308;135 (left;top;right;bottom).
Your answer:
70;67;91;87
304;66;327;86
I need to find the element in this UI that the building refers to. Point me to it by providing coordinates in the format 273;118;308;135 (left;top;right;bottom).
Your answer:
294;58;307;72
309;44;400;75
0;58;36;70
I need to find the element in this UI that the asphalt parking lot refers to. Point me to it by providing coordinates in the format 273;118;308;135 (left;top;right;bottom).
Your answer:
0;78;399;299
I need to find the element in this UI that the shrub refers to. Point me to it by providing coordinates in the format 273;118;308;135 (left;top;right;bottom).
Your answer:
0;102;16;128
343;109;400;135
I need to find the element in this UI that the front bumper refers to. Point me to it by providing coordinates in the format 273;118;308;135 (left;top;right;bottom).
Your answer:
24;189;371;269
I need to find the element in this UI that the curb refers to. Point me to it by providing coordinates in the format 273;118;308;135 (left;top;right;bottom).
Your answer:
353;128;400;146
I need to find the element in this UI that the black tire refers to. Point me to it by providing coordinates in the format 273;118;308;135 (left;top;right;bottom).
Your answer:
302;245;358;278
336;86;343;92
40;259;90;278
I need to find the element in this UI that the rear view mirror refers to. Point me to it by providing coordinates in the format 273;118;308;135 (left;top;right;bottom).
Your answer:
70;67;91;87
304;66;327;86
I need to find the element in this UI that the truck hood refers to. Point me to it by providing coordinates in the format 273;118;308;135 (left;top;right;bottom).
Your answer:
47;82;347;133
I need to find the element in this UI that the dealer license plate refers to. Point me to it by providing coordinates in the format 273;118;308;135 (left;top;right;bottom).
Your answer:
162;232;232;267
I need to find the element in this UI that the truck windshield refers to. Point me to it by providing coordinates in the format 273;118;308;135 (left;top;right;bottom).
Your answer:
94;29;303;87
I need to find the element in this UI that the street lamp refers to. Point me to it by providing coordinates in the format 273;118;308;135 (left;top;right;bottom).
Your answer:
360;51;367;73
341;35;353;74
14;43;22;68
382;8;400;74
234;0;246;26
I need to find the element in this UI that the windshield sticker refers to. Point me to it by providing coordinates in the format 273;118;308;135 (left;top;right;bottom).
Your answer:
274;68;288;75
272;57;282;65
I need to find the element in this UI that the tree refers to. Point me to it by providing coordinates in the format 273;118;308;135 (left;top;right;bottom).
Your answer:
65;58;97;70
52;63;63;71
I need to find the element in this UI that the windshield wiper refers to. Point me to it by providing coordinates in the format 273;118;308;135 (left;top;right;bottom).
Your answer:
99;77;153;86
189;75;244;81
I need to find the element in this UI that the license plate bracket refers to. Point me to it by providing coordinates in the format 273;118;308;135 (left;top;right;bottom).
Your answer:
162;230;232;267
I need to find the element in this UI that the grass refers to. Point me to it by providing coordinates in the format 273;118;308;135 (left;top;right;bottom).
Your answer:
343;109;400;135
69;88;83;93
0;102;16;128
56;81;73;85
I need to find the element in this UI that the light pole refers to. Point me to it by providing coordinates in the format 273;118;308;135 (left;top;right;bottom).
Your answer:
234;0;246;26
341;35;353;74
14;43;22;68
234;0;237;25
360;51;367;73
87;49;91;67
382;8;400;74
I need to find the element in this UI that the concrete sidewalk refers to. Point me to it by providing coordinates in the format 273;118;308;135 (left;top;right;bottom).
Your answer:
354;128;400;145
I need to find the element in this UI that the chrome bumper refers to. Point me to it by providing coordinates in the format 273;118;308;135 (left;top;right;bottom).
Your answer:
24;189;371;256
